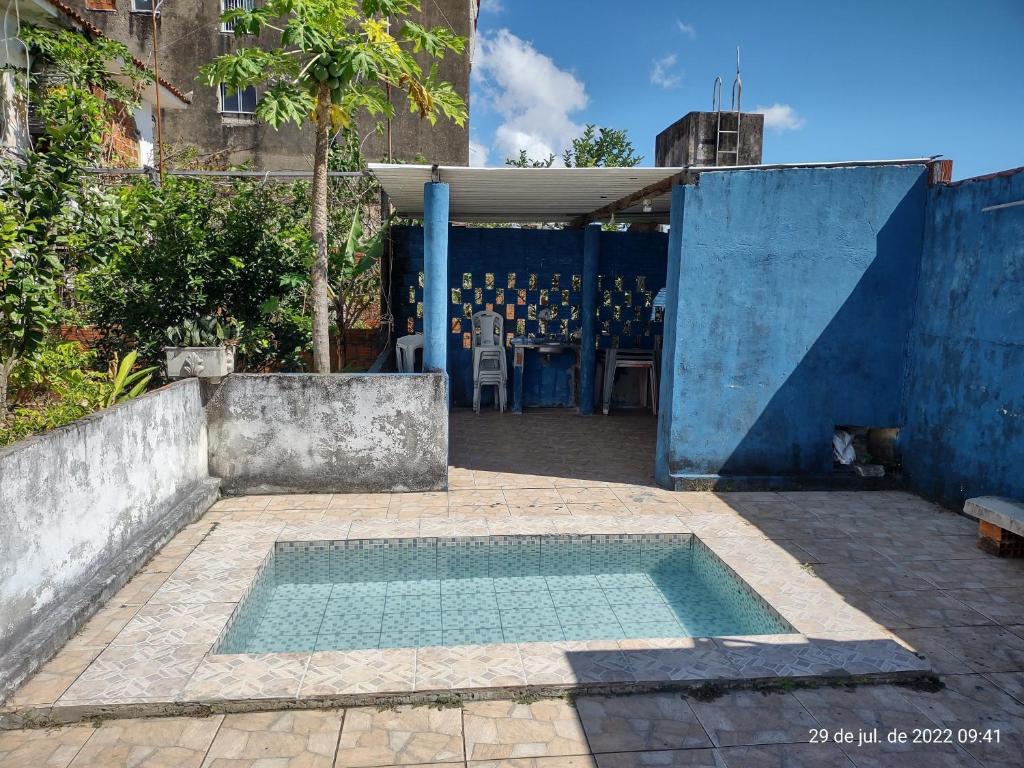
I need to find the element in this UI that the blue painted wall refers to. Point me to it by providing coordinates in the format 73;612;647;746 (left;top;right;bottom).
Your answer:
901;169;1024;507
393;226;669;408
657;166;928;481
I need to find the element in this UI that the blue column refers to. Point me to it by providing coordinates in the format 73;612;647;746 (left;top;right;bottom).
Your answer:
578;223;601;414
655;184;687;488
422;182;449;373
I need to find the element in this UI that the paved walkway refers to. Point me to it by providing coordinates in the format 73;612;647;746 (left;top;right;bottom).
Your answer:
2;411;1023;767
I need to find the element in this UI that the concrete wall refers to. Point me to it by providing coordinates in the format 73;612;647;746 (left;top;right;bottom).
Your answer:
66;0;473;168
901;168;1024;508
0;380;218;700
206;373;449;494
657;165;927;484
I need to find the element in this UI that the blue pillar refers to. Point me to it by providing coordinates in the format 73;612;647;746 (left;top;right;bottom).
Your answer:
578;223;601;414
655;184;687;488
422;182;449;373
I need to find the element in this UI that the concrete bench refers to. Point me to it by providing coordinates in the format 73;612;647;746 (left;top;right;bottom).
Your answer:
966;496;1024;557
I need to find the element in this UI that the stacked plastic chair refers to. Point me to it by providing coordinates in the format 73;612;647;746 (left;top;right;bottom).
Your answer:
471;311;507;413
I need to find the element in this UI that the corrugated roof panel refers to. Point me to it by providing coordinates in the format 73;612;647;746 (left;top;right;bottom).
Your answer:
368;164;684;223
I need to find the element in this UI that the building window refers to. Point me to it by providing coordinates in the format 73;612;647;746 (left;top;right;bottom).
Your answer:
220;84;257;117
131;0;154;12
221;0;254;33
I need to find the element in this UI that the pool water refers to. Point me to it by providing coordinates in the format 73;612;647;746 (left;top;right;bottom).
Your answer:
215;534;793;654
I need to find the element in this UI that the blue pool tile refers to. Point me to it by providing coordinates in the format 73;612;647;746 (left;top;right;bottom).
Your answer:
273;583;333;600
314;632;381;651
618;620;685;639
331;581;388;599
555;604;617;625
440;577;494;595
381;611;441;632
387;580;441;596
502;625;565;643
441;593;499;612
603;587;667;605
561;623;625;641
500;607;560;627
380;630;441;648
495;591;555;610
246;633;318;653
319;612;384;635
257;612;324;636
385;594;441;613
545;575;601;591
263;598;329;621
443;627;506;646
491;575;548;592
612;604;678;624
595;573;652;590
549;589;609;608
325;595;385;615
442;609;502;631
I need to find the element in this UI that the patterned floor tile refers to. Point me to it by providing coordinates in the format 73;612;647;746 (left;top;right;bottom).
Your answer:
0;725;94;768
595;749;724;767
67;716;222;768
5;646;104;707
519;641;632;685
200;710;342;768
182;653;309;701
619;637;737;682
58;643;209;704
464;699;589;761
576;693;712;752
111;602;235;647
415;644;525;690
299;649;416;695
688;689;819;746
336;706;463;767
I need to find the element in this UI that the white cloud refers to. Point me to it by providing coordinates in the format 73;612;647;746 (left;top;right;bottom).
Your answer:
480;0;504;13
650;54;681;89
469;139;490;167
473;30;588;164
755;103;805;132
676;20;696;38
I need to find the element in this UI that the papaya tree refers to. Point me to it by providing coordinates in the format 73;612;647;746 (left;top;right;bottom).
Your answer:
201;0;467;372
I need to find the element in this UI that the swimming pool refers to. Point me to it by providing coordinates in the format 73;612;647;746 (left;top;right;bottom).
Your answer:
215;534;793;654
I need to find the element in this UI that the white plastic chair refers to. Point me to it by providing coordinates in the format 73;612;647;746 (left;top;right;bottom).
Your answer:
602;348;658;416
471;311;507;412
395;334;424;373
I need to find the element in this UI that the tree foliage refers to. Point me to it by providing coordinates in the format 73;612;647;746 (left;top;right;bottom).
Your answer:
505;124;643;169
79;178;316;374
200;0;467;372
0;24;152;412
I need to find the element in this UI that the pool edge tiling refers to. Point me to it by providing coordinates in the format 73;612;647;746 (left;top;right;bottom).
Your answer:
1;506;934;726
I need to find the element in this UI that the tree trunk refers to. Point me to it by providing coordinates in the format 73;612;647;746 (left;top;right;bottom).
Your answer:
310;84;333;374
0;356;16;416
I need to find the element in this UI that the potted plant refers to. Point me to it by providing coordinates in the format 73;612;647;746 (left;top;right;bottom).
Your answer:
164;316;239;379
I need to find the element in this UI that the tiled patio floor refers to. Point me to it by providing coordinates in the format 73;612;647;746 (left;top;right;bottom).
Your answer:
2;411;1024;766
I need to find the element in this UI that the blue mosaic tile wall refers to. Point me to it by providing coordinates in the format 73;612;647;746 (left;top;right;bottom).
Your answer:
390;226;669;407
214;534;794;654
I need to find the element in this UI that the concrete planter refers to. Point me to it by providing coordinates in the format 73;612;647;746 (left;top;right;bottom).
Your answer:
165;346;235;379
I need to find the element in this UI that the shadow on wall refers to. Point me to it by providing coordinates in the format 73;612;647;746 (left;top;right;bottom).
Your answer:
721;184;925;476
901;168;1024;508
661;166;928;480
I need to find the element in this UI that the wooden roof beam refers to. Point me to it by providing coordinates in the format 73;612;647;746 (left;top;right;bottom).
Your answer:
568;170;694;228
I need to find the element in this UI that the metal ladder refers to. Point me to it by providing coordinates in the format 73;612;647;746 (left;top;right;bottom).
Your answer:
712;48;743;167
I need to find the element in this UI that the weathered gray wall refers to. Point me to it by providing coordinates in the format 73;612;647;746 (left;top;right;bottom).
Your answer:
0;380;218;700
206;373;449;494
66;0;473;169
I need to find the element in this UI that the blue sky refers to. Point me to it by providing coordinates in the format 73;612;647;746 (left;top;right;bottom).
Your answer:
470;0;1024;179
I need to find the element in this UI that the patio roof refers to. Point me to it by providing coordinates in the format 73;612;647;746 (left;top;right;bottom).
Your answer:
368;164;686;224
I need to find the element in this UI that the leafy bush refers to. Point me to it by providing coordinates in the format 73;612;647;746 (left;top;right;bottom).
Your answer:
0;340;153;447
79;178;315;375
